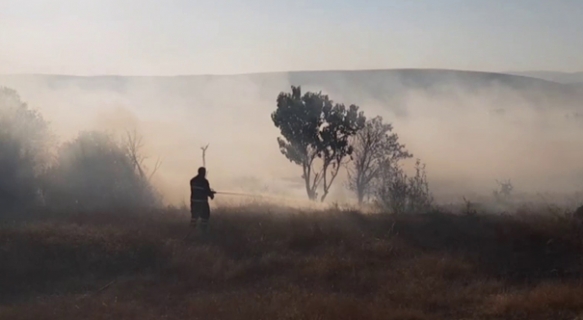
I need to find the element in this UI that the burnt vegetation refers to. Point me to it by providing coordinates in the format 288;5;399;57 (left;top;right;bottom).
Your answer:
1;85;583;319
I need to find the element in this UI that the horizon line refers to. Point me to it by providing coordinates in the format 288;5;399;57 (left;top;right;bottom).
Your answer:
1;67;581;78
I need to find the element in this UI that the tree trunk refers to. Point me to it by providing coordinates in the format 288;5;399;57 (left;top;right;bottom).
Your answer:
320;190;328;202
357;187;364;205
302;163;317;201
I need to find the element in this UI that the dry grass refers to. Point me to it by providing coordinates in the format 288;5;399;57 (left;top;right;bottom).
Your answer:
1;204;583;319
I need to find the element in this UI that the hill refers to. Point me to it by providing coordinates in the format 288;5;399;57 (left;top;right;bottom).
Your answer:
2;205;583;319
2;69;581;112
509;71;583;85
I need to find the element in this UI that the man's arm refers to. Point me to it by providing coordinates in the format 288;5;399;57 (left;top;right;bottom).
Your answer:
205;180;215;199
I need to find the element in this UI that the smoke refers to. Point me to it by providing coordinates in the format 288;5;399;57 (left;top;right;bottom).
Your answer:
0;71;582;206
390;85;583;198
349;94;581;204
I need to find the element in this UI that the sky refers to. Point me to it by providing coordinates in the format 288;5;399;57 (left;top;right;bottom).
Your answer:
1;0;583;75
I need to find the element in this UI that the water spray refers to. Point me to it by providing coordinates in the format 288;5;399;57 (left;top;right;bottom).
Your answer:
212;190;296;200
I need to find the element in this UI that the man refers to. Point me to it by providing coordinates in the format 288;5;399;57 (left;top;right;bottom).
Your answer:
190;167;215;231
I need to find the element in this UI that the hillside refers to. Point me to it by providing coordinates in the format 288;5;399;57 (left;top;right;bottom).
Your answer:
2;205;583;320
510;71;583;85
1;69;582;113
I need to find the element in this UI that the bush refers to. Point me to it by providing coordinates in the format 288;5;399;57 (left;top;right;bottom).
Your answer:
493;179;514;203
42;131;161;212
374;159;434;214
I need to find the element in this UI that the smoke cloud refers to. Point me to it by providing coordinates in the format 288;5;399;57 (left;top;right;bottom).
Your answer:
1;71;582;206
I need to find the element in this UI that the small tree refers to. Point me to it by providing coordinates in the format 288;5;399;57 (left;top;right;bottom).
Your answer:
493;179;513;202
271;86;366;201
407;159;434;212
347;116;412;204
374;159;433;214
124;129;162;182
200;144;209;168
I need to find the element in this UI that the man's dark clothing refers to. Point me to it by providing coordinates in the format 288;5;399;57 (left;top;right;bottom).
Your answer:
190;174;214;229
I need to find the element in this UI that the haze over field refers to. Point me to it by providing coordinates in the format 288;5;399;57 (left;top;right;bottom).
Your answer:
2;0;583;205
1;70;582;204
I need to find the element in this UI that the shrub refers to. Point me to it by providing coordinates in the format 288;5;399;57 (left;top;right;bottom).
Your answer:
374;159;433;214
42;131;161;212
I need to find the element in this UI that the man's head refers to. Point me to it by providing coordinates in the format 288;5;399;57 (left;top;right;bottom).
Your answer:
198;167;206;177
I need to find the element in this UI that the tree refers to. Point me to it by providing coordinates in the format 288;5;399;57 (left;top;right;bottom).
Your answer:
271;86;366;201
0;87;52;211
347;116;412;204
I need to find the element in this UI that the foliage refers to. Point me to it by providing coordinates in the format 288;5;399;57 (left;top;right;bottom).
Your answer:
0;87;52;211
0;88;163;214
347;116;412;204
374;159;433;214
42;131;162;211
271;86;366;201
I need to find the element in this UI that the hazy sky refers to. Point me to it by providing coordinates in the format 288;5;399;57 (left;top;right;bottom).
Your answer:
1;0;582;75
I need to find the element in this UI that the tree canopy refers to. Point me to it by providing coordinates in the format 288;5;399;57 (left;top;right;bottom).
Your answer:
271;86;365;201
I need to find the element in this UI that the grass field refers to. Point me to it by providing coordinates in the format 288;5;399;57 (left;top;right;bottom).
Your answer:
1;203;583;320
